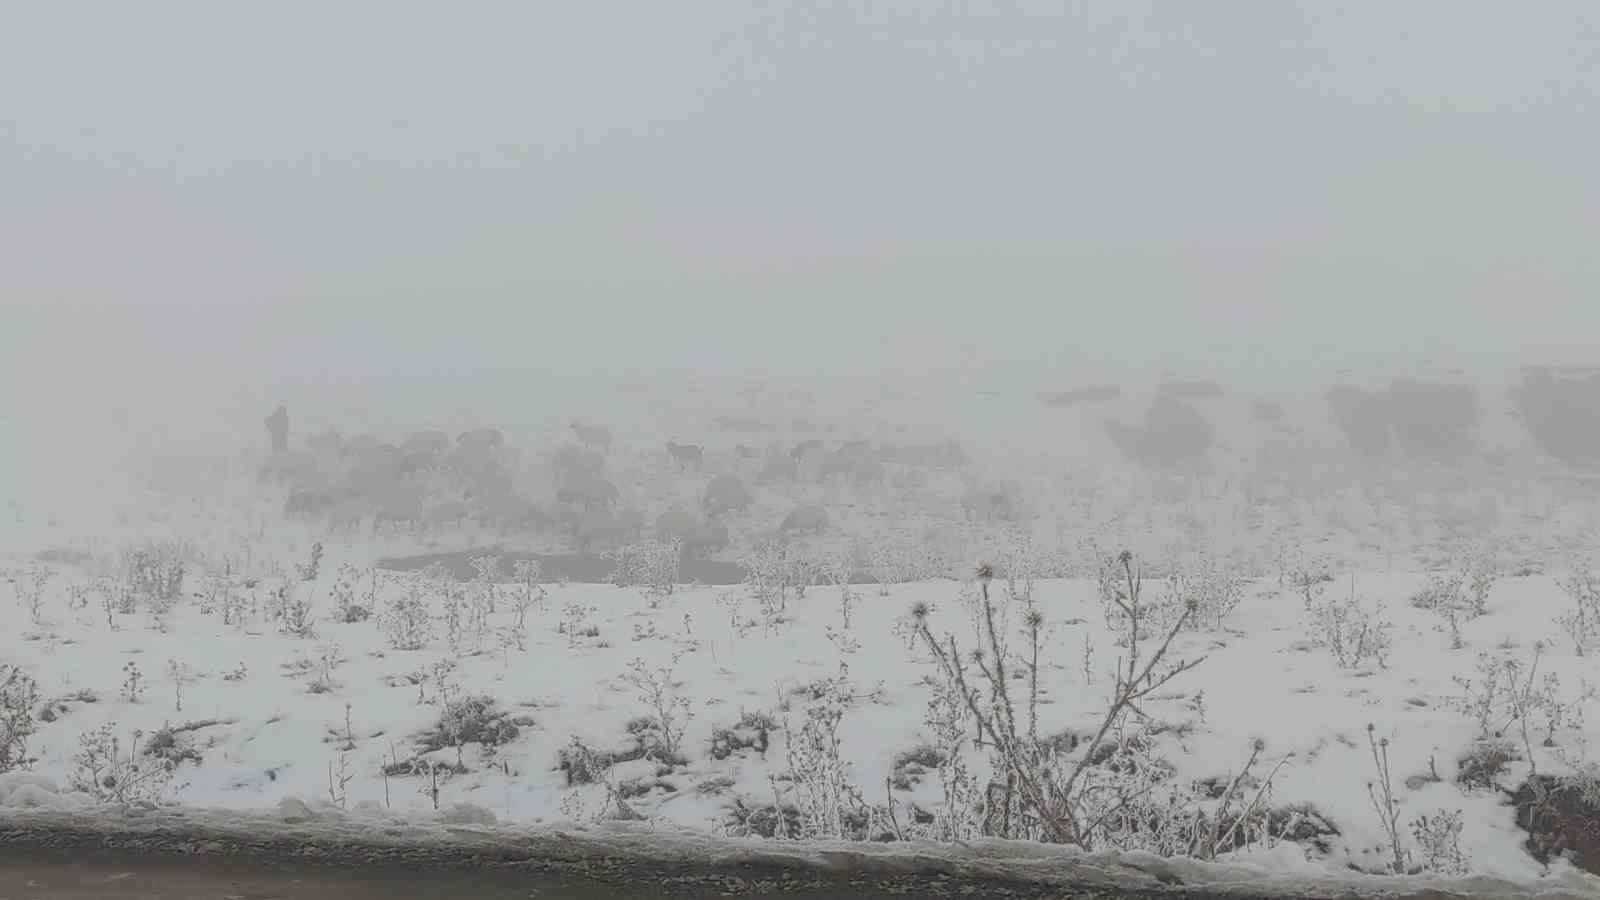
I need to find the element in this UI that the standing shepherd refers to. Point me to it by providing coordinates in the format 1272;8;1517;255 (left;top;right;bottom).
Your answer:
264;404;290;454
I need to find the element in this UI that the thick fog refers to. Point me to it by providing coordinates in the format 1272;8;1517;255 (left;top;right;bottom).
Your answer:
4;2;1599;474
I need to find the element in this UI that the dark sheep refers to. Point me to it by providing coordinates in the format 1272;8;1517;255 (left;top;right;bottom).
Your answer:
703;473;752;517
401;430;451;457
790;439;827;464
960;486;1018;523
457;428;505;449
780;504;829;535
570;421;612;454
556;472;620;511
551;444;607;482
305;428;343;456
423;500;471;531
1515;367;1600;467
878;442;968;467
576;508;626;552
473;494;545;536
667;440;705;471
258;451;323;490
284;488;337;519
1103;395;1214;468
757;457;799;485
684;518;729;557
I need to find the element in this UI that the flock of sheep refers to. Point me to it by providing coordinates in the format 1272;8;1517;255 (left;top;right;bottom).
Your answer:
260;419;994;557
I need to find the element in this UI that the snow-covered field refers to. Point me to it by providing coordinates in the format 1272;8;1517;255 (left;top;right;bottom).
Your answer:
3;373;1600;899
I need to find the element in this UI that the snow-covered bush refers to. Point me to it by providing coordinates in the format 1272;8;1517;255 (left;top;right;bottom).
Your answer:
329;563;373;624
1555;564;1600;657
0;664;40;773
67;723;174;805
123;539;188;612
740;539;821;624
383;571;435;651
1162;556;1247;633
620;652;692;762
911;553;1208;849
275;582;317;638
6;564;53;624
1305;594;1392;669
863;539;949;594
606;538;681;606
778;681;874;840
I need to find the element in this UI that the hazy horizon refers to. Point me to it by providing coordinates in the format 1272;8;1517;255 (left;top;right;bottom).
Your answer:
5;2;1598;399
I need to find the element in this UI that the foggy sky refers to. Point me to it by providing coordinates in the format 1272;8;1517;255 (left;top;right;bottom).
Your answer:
3;1;1598;392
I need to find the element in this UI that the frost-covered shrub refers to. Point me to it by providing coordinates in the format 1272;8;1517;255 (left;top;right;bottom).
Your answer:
1163;557;1247;632
124;540;188;611
1555;564;1600;657
0;664;40;773
606;538;681;605
862;539;949;593
1305;595;1392;669
67;723;174;805
383;572;435;651
740;539;821;619
276;583;317;638
709;709;776;761
1410;808;1469;875
6;564;54;624
621;653;692;762
912;554;1212;850
330;563;374;624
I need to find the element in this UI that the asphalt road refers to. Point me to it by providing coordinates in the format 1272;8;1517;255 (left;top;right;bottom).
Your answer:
1;844;1546;900
0;846;1167;900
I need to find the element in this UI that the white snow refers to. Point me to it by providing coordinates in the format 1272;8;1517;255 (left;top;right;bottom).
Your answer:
3;377;1600;899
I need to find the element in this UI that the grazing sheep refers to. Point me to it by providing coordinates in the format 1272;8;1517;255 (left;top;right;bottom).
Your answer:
284;488;337;519
655;504;698;543
666;440;705;471
474;494;545;536
341;433;383;459
1104;395;1214;469
960;486;1018;523
327;498;368;534
576;508;626;553
394;450;438;479
258;451;323;490
423;500;471;532
878;441;971;468
1515;367;1600;466
401;429;451;457
570;421;612;454
790;439;827;464
702;473;752;517
457;427;505;449
837;440;872;458
757;456;798;485
305;428;344;456
615;506;646;539
655;504;727;557
817;450;883;486
684;518;729;557
369;480;426;532
780;504;829;535
548;501;585;534
551;444;606;483
555;472;620;511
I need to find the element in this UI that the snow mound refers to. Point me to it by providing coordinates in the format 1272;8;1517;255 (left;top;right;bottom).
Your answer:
0;773;61;801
